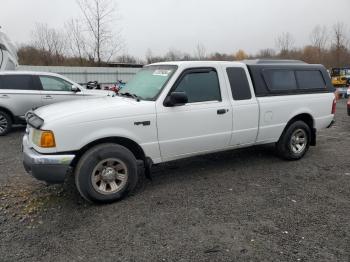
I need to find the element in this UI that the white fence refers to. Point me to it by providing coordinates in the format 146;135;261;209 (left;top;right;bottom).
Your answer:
18;65;141;85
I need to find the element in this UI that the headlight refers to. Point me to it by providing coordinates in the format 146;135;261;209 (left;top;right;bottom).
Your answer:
32;129;56;148
26;112;44;129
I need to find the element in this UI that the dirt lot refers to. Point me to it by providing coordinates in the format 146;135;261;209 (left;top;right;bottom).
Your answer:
0;100;349;262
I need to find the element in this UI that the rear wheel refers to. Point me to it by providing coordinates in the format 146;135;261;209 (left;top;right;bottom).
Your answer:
0;111;12;136
75;143;139;203
276;121;311;160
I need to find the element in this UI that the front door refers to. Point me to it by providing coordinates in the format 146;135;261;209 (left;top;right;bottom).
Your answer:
38;75;83;105
156;67;232;161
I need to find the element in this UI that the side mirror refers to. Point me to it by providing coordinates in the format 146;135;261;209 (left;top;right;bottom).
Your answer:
71;85;80;93
164;91;188;107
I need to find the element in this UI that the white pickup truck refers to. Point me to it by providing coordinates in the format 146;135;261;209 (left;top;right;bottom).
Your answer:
23;60;336;203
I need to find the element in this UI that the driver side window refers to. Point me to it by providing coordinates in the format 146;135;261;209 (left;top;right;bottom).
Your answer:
39;76;72;91
174;69;221;103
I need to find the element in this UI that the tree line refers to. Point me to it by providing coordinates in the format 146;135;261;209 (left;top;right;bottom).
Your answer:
16;0;350;69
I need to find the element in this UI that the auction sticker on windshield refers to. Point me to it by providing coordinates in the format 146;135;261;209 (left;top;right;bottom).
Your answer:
153;69;172;76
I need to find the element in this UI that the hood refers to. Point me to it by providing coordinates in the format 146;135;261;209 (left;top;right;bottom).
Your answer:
34;96;155;126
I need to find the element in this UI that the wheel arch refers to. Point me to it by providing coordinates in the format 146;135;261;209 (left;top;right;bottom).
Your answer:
71;136;147;168
283;113;316;146
0;106;14;122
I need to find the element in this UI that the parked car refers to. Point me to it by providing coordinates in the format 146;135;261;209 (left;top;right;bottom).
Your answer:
0;71;112;135
23;60;336;203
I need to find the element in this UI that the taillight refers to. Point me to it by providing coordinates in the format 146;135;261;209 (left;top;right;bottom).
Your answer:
331;98;336;114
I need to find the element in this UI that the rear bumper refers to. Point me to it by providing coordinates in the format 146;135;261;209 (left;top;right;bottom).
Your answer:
22;135;75;184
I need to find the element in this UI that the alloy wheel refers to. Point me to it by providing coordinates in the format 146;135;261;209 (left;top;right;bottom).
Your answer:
91;158;128;195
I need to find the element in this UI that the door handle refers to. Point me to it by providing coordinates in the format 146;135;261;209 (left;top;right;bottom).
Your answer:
0;94;9;99
217;109;228;115
43;95;53;100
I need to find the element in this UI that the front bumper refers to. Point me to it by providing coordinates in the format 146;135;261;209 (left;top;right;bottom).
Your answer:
22;135;75;184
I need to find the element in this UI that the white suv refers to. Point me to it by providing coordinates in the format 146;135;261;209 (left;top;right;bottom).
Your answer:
0;71;111;135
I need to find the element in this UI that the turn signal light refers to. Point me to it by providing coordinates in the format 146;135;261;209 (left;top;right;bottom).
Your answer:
40;131;56;148
32;129;56;148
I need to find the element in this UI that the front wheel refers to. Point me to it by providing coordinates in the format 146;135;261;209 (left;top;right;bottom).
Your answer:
75;143;139;203
276;121;311;160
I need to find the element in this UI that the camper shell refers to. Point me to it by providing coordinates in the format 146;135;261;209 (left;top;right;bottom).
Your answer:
244;60;335;97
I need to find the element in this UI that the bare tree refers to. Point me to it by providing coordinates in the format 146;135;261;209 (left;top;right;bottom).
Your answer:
164;49;184;61
332;22;348;49
116;54;137;64
31;23;66;64
276;32;295;57
331;22;349;66
32;23;65;55
76;0;123;65
65;19;88;65
145;49;165;64
310;25;328;50
194;43;207;60
256;48;276;58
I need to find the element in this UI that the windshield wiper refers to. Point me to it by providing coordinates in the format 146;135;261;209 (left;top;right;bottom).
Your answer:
118;92;141;102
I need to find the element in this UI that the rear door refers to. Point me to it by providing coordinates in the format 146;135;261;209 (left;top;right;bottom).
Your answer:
223;66;259;146
0;74;42;119
38;75;85;105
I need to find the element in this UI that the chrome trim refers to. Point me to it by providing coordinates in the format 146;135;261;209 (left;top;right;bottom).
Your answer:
23;135;75;165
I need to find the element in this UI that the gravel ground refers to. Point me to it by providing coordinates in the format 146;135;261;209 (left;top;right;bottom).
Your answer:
0;100;349;262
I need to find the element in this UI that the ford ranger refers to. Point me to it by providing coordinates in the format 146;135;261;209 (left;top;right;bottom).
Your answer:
23;60;336;203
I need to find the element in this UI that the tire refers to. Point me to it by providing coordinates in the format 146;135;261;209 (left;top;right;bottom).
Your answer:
0;111;12;136
75;143;139;203
276;121;311;160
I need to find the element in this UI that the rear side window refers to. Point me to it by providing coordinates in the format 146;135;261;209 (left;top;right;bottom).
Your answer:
263;70;297;92
295;70;326;90
226;67;252;100
0;75;35;90
174;69;221;103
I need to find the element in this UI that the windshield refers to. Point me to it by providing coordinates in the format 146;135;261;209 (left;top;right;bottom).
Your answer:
332;68;350;77
120;65;177;100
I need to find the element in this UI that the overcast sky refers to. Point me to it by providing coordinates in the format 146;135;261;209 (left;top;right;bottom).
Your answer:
0;0;349;59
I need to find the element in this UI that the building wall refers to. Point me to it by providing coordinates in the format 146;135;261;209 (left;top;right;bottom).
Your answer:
18;65;140;86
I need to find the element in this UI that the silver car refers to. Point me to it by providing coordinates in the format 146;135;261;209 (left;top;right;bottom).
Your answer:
0;71;111;135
